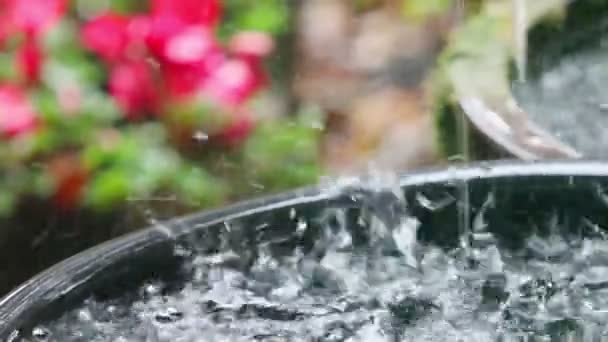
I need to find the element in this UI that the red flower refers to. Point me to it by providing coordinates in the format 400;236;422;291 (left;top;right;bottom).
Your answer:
82;13;130;64
9;0;67;37
0;10;12;48
162;48;224;97
203;58;266;107
215;111;254;147
126;15;151;47
0;85;38;138
151;0;222;27
109;61;158;120
162;62;206;97
49;154;88;211
144;13;188;61
16;37;42;84
145;13;222;67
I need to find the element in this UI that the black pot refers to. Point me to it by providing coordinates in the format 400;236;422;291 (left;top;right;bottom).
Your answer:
3;160;608;339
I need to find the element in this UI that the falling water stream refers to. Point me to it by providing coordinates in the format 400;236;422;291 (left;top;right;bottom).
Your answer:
513;0;528;84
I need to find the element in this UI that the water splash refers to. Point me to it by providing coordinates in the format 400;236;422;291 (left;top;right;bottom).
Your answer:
16;173;608;341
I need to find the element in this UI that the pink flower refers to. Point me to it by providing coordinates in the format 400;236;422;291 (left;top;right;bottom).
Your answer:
162;48;224;97
164;26;217;64
229;31;275;59
151;0;222;27
16;37;42;84
145;13;222;66
9;0;67;37
144;13;188;61
203;58;266;107
0;85;39;138
126;15;151;48
82;13;130;64
109;61;158;120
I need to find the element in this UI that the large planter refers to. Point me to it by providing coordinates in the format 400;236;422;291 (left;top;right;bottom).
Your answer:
433;0;608;160
3;161;608;339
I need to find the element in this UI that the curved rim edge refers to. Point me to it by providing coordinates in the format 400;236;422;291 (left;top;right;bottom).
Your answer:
3;160;608;335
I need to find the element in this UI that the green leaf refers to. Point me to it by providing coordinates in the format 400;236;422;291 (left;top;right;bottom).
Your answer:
220;0;290;38
109;0;148;14
85;167;131;210
239;1;289;34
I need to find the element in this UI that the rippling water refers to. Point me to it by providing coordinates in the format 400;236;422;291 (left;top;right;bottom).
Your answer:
16;179;608;341
514;46;608;159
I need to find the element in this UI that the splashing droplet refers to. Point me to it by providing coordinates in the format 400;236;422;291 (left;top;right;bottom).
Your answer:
193;131;209;142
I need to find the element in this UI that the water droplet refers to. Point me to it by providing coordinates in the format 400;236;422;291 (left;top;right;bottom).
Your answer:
78;308;92;322
296;219;308;236
193;131;209;142
145;284;161;296
32;327;50;340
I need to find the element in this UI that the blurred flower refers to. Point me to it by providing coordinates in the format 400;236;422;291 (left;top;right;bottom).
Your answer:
203;57;266;107
151;0;222;27
0;85;38;138
109;60;158;120
82;13;130;64
9;0;67;37
145;12;223;68
229;31;275;58
0;13;11;48
126;15;151;50
162;50;224;98
163;26;217;64
16;37;42;84
162;61;207;97
144;13;187;61
49;154;88;211
57;83;82;115
215;111;254;146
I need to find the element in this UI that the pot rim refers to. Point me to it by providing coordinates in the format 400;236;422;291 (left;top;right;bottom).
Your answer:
3;160;608;337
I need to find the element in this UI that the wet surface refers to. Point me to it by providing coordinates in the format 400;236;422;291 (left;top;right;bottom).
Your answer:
16;177;608;341
514;46;608;159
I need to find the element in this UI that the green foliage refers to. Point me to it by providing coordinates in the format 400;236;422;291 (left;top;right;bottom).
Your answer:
81;123;230;212
243;115;322;192
403;0;452;21
220;0;290;39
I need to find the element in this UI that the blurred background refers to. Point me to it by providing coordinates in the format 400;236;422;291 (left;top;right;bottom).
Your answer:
0;0;602;294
